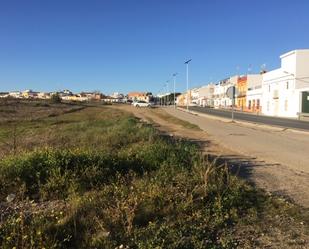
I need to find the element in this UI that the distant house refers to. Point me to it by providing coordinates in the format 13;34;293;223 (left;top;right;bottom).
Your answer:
102;93;125;103
111;92;124;99
22;89;38;99
190;87;200;105
37;92;51;99
61;95;73;101
61;94;88;102
63;89;73;95
127;92;151;102
0;92;9;98
102;96;120;103
176;90;191;106
213;78;235;109
80;92;102;101
195;84;215;107
176;93;186;106
9;91;22;98
58;90;73;98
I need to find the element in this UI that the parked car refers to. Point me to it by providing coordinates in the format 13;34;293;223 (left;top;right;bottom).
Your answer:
133;100;151;107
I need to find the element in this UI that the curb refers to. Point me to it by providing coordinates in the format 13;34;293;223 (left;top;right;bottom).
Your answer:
174;107;309;134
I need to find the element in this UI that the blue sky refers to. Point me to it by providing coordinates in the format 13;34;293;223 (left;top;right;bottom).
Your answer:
1;0;309;94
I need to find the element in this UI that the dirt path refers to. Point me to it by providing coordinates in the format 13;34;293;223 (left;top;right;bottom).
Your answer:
113;105;309;208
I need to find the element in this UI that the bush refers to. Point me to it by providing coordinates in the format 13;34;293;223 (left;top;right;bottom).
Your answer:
0;148;260;248
0;135;199;201
50;93;62;103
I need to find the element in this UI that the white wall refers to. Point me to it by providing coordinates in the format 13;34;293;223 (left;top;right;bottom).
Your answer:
261;49;309;118
247;74;263;89
262;68;299;117
246;74;263;111
196;84;215;106
295;50;309;89
213;78;236;108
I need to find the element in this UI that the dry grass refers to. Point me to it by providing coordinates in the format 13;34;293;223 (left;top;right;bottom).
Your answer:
0;100;308;249
149;108;202;130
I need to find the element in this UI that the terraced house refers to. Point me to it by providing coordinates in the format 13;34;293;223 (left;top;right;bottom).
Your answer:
236;76;247;111
127;92;152;102
246;74;263;113
261;49;309;118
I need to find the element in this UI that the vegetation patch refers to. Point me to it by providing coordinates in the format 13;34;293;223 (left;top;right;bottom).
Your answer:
150;108;201;130
0;101;308;248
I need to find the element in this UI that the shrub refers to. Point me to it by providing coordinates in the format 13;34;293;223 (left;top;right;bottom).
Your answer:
50;93;62;103
0;135;199;201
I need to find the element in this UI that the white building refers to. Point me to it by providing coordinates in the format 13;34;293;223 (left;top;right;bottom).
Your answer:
188;84;215;107
197;84;215;107
22;89;38;98
213;83;222;108
0;92;9;98
111;92;124;99
262;50;309;118
9;91;22;98
190;87;200;105
246;74;263;112
37;92;51;99
221;76;237;108
213;76;237;108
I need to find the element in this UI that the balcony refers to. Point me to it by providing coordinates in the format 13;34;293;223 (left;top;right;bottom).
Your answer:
237;91;246;98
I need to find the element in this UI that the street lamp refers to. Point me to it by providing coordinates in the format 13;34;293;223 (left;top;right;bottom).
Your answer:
184;59;192;111
166;80;169;106
173;73;178;108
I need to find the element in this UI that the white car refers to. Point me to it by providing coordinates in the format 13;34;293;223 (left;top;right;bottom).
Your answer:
133;100;151;107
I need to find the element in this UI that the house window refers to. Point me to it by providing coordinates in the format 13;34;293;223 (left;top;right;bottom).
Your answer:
257;99;260;109
286;81;289;89
268;85;271;92
285;100;288;111
248;100;251;109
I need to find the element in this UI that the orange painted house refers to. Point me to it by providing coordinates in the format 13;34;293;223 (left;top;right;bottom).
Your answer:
236;76;247;111
127;92;150;102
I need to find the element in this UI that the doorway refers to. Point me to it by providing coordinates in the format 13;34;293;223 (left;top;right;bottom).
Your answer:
301;91;309;113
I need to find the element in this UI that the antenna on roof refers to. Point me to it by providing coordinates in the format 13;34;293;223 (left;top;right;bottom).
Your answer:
248;64;252;74
260;63;267;74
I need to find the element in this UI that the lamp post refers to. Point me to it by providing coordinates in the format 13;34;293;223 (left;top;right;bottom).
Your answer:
173;73;178;108
184;59;192;111
166;80;169;106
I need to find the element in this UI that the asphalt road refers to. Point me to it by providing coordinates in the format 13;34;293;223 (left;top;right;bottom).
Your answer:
186;106;309;131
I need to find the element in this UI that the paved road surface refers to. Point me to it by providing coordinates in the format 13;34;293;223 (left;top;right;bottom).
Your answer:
185;106;309;131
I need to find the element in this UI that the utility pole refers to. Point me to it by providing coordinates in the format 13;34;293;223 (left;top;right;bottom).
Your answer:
166;80;169;106
184;59;192;111
232;86;235;122
173;73;178;108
